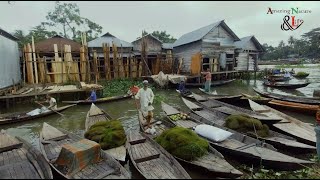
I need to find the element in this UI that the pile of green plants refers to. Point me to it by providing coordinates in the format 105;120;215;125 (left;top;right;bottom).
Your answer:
84;120;126;150
295;71;309;77
225;114;269;138
99;78;146;97
155;127;209;161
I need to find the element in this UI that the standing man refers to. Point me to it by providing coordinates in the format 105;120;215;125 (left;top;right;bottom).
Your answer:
86;88;97;102
135;80;154;129
201;68;212;92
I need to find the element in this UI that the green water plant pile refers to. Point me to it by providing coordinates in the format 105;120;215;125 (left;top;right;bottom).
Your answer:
295;71;309;78
99;78;145;97
155;127;209;161
225;114;269;138
84;120;126;150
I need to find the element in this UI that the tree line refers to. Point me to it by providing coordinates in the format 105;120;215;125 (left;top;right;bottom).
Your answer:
12;2;176;49
261;27;320;61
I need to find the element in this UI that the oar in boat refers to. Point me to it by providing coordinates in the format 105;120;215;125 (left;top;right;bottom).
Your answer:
35;101;65;117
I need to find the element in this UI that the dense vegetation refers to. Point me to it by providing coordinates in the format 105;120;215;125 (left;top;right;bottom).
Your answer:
261;28;320;60
155;127;209;161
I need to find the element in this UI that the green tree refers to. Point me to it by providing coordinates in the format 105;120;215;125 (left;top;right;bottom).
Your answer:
288;36;295;48
44;1;102;42
151;30;176;43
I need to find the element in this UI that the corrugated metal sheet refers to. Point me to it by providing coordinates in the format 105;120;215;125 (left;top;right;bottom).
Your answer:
88;32;133;48
234;36;265;52
0;34;21;89
162;43;173;49
173;20;240;48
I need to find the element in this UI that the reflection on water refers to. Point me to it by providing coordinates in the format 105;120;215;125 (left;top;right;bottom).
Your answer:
0;64;319;178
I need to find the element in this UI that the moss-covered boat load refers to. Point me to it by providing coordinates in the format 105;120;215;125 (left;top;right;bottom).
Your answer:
155;127;209;161
84;120;126;150
225;114;270;138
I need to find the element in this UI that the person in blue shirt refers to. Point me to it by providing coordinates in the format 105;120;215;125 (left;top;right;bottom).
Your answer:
86;89;97;102
178;79;186;93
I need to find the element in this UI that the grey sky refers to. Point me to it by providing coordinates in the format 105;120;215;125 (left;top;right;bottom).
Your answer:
0;1;319;46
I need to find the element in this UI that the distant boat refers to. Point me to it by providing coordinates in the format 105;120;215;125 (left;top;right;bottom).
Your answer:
62;94;132;105
185;79;235;87
263;81;310;89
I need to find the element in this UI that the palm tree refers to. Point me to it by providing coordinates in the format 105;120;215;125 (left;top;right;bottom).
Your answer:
288;36;295;48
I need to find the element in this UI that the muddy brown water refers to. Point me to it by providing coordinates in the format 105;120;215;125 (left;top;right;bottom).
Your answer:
0;64;319;178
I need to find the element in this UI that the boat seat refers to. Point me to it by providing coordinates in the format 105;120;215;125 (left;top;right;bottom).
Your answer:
128;131;146;145
0;131;23;153
131;142;160;163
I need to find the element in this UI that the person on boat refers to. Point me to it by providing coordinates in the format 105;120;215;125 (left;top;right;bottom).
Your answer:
177;77;191;96
135;80;154;130
86;89;97;102
128;85;140;96
37;94;57;110
290;68;295;74
284;71;291;79
201;68;212;92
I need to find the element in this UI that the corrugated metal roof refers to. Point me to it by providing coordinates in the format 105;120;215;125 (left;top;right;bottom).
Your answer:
173;20;240;48
0;27;18;41
162;43;173;49
132;33;163;44
235;36;265;52
88;32;133;48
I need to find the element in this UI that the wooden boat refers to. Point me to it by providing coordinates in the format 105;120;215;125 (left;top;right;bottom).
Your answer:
199;88;243;101
183;98;316;153
126;129;191;179
39;123;131;179
268;99;319;115
192;93;282;125
185;79;235;87
0;130;53;179
292;73;309;78
253;88;320;105
62;94;132;105
248;99;316;146
85;103;126;162
176;89;193;98
267;74;290;82
161;102;243;178
0;104;76;125
263;81;310;89
181;98;314;170
241;93;272;105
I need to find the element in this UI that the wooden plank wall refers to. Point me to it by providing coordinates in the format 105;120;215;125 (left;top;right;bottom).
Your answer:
22;42;176;85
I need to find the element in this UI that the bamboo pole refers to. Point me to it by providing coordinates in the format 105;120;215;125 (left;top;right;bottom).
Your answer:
93;50;99;83
23;45;26;85
31;36;38;84
113;43;118;79
26;43;34;84
106;43;111;80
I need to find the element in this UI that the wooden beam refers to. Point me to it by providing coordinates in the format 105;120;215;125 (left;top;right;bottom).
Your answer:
32;36;38;84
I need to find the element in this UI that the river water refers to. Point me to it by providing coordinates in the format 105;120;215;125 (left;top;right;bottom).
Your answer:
1;64;319;178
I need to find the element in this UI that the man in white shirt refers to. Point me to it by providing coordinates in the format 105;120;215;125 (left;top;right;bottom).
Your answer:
135;80;154;129
45;94;58;110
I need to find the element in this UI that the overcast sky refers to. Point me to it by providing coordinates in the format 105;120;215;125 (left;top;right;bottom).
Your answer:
0;1;319;46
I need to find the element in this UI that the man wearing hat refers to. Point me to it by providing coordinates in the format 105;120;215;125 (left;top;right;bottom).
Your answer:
135;80;155;129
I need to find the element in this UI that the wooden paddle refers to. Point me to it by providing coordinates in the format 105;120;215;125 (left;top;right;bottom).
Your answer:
35;101;64;117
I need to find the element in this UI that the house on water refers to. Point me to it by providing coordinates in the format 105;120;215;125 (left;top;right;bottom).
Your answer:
0;27;20;89
172;20;240;81
234;35;265;71
88;32;134;78
132;34;174;75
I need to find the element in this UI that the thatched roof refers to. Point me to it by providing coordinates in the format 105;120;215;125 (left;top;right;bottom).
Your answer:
34;35;82;53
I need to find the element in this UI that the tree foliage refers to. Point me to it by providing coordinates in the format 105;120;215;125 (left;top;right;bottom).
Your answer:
261;27;320;60
137;30;177;43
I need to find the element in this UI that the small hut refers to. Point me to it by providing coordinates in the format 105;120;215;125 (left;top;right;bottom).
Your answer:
234;36;265;71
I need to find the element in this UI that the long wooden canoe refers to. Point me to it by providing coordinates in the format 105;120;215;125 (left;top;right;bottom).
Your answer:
185;79;235;87
0;130;53;179
241;93;272;105
268;99;319;115
292;73;309;78
248;99;316;146
263;81;310;89
62;94;132;105
253;88;320;105
183;98;316;153
39;123;131;179
85;103;126;162
126;128;191;179
199;88;243;101
192;93;282;125
161;102;243;178
0;104;76;125
181;98;314;170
